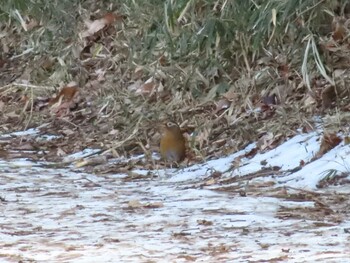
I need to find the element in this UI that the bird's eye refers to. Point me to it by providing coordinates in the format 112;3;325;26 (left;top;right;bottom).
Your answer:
166;122;176;128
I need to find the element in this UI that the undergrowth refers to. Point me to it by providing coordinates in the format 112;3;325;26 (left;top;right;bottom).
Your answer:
0;0;350;164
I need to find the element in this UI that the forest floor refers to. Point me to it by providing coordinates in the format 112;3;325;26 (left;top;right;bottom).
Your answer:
1;128;350;263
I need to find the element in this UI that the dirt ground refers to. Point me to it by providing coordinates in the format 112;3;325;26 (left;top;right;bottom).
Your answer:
1;157;349;263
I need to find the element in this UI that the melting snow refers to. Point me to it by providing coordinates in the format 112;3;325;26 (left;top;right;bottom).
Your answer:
0;130;350;262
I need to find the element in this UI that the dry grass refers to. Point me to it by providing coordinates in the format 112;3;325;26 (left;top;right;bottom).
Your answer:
0;0;350;166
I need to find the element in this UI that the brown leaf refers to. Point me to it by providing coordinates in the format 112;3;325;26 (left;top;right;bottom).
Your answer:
197;219;213;226
75;156;108;168
127;80;143;93
223;88;238;101
0;100;5;111
128;199;142;208
332;17;347;41
303;92;317;110
144;202;164;209
133;66;144;80
322;86;336;109
26;18;39;31
158;54;167;66
244;147;258;158
49;83;79;106
256;132;274;151
315;133;342;159
211;170;222;178
344;136;350;145
56;148;67;157
14;143;34;151
214;98;231;113
278;64;290;78
127;200;163;209
82;13;124;38
49;84;80;117
140;78;156;95
204;178;216;185
0;58;6;68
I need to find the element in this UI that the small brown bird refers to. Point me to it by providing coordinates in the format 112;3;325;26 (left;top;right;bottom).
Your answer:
160;121;186;163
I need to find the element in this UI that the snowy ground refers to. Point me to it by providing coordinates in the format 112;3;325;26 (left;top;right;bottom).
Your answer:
1;129;350;262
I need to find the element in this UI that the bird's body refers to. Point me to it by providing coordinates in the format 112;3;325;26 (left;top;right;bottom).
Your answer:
160;122;186;163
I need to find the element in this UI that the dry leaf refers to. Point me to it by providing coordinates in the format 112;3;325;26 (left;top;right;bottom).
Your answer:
127;80;143;92
127;200;163;209
197;219;213;226
0;101;5;111
75;156;107;168
211;170;222;178
322;86;336;109
314;133;342;159
158;54;167;66
344;136;350;145
26;18;39;31
139;77;156;95
256;132;274;151
244;147;258;158
15;143;34;151
214;98;231;113
49;83;80;116
133;66;144;80
49;82;79;106
231;156;242;168
82;13;123;37
144;202;164;208
303;93;317;109
332;17;347;41
57;148;67;157
6;111;20;118
223;88;239;101
128;199;142;208
205;178;216;185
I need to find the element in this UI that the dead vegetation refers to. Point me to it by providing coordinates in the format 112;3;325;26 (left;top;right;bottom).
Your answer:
0;0;350;169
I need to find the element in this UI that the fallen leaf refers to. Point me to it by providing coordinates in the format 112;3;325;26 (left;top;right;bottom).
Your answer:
244;147;258;158
26;18;39;31
75;156;107;168
57;148;67;157
332;17;347;41
144;202;164;208
0;101;5;111
205;178;216;185
211;170;222;178
82;13;124;38
322;86;336;109
344;136;350;145
314;133;342;159
214;98;231;113
197;219;213;226
127;80;143;93
303;92;317;109
14;143;34;151
256;132;274;151
139;77;156;95
49;83;80;116
128;199;142;208
49;82;79;106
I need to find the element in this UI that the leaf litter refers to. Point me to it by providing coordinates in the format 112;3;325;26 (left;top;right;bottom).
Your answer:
1;4;350;262
0;128;350;262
